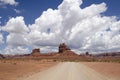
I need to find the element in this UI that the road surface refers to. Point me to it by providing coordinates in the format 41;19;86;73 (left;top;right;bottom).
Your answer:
19;62;112;80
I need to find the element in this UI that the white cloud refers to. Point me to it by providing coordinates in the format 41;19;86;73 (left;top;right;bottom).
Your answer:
0;34;3;44
13;9;21;14
32;46;58;53
2;16;29;47
7;33;29;46
28;0;120;53
2;46;30;54
28;8;62;46
82;3;107;17
1;0;120;54
0;0;18;5
2;16;29;34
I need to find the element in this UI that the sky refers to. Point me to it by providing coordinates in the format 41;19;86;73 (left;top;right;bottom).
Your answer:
0;0;120;54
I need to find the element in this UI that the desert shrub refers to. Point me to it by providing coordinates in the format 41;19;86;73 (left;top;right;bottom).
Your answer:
53;59;56;62
86;52;89;55
13;62;17;65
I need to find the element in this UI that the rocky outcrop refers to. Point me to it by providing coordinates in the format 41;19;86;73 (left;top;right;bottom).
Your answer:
59;43;70;53
58;43;79;57
31;49;40;56
59;50;78;56
0;54;5;59
30;43;78;58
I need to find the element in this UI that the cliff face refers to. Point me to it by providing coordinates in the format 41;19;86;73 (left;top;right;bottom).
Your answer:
59;43;70;53
58;43;78;56
31;49;40;56
30;43;78;57
0;54;5;59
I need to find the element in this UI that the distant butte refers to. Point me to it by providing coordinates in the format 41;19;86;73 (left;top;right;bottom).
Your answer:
30;43;79;58
0;54;5;59
59;43;71;53
31;48;40;56
58;43;78;56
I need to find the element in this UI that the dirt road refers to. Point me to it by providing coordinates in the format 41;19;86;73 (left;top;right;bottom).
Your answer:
20;62;113;80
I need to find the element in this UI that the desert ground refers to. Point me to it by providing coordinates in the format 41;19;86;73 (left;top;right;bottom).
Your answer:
82;62;120;80
0;59;120;80
0;59;58;80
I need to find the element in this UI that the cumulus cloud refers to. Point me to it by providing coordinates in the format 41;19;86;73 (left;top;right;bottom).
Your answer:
2;16;29;34
28;0;120;53
1;16;30;54
2;0;120;54
28;8;62;46
0;0;18;5
2;46;30;54
6;33;29;46
0;34;3;44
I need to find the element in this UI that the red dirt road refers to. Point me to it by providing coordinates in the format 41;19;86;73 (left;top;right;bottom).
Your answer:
19;62;116;80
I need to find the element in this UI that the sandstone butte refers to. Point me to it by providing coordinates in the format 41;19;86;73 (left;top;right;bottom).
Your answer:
30;43;79;57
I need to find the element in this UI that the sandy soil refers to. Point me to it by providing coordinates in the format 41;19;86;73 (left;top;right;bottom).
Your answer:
19;62;113;80
0;60;119;80
0;59;57;80
82;62;120;80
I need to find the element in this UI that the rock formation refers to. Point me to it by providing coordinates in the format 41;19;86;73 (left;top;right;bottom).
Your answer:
0;54;5;59
58;43;79;57
31;48;40;56
59;43;70;53
30;43;78;58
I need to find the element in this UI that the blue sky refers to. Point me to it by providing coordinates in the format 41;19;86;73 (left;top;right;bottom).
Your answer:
0;0;120;25
0;0;63;25
0;0;120;54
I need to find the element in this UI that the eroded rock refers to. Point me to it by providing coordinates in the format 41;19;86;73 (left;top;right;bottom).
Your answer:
59;43;70;53
31;49;40;56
